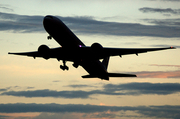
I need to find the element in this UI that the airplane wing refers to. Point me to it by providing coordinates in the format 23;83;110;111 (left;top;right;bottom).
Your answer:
8;47;75;61
8;51;41;58
8;47;60;58
103;46;175;57
9;46;175;61
80;46;175;59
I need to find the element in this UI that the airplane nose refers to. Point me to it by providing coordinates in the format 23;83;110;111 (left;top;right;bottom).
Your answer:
44;15;54;20
43;16;54;24
43;15;61;34
43;15;55;26
43;15;60;24
43;15;62;34
43;16;53;31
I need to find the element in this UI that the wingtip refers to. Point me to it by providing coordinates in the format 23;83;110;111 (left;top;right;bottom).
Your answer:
8;52;16;55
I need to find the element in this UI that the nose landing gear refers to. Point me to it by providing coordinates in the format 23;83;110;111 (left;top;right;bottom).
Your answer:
47;35;52;40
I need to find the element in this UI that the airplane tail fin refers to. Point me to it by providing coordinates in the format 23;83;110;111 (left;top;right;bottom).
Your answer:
102;56;110;70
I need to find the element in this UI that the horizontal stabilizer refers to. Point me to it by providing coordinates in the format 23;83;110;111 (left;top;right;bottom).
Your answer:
82;75;97;78
108;73;136;77
82;73;136;79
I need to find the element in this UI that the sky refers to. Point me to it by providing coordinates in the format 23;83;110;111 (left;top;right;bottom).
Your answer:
0;0;180;119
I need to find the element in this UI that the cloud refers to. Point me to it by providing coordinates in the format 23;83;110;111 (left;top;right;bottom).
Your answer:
0;12;44;33
0;12;180;37
2;83;180;98
32;112;83;119
0;86;12;92
142;18;180;27
0;115;10;119
67;84;96;88
34;112;116;119
150;64;180;68
0;103;123;113
150;44;180;48
0;86;34;93
103;83;180;95
135;70;180;78
27;87;34;89
0;88;7;92
52;80;61;82
0;4;13;12
0;103;180;119
159;0;180;2
1;89;92;99
139;7;180;15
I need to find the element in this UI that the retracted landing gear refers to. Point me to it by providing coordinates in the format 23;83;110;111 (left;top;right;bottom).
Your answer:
60;60;69;71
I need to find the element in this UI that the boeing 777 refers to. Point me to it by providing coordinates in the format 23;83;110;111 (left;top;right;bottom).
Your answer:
8;15;175;80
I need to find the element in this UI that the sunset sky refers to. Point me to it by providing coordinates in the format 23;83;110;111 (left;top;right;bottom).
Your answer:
0;0;180;119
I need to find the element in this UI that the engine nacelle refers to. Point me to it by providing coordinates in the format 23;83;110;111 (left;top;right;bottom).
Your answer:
38;45;50;60
91;43;104;58
91;42;103;51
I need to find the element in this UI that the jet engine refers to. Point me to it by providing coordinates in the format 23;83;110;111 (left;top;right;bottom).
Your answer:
91;43;103;51
91;43;104;59
38;45;50;59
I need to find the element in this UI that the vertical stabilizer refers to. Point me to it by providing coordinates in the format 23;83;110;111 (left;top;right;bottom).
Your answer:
102;56;110;70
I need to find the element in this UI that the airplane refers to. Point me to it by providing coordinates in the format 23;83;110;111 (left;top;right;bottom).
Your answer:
8;15;175;80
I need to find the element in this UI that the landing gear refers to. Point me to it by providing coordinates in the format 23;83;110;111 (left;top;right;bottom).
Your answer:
47;35;52;40
60;60;69;71
60;65;69;70
72;62;79;68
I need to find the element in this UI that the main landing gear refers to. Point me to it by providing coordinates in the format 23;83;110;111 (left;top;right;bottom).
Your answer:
60;60;69;71
72;62;79;68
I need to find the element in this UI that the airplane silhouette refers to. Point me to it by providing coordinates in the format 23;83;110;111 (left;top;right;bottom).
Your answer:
8;15;175;80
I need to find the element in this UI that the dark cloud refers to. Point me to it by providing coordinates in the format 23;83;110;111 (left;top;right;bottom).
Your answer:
0;103;121;113
0;6;13;12
0;115;10;119
1;89;92;98
0;103;180;119
0;12;180;37
67;84;96;88
2;83;180;98
0;12;44;33
0;87;12;92
139;7;180;15
33;112;82;119
0;4;13;12
142;18;180;27
0;86;34;92
27;86;34;89
104;83;180;95
0;88;7;92
60;16;180;37
52;80;61;82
